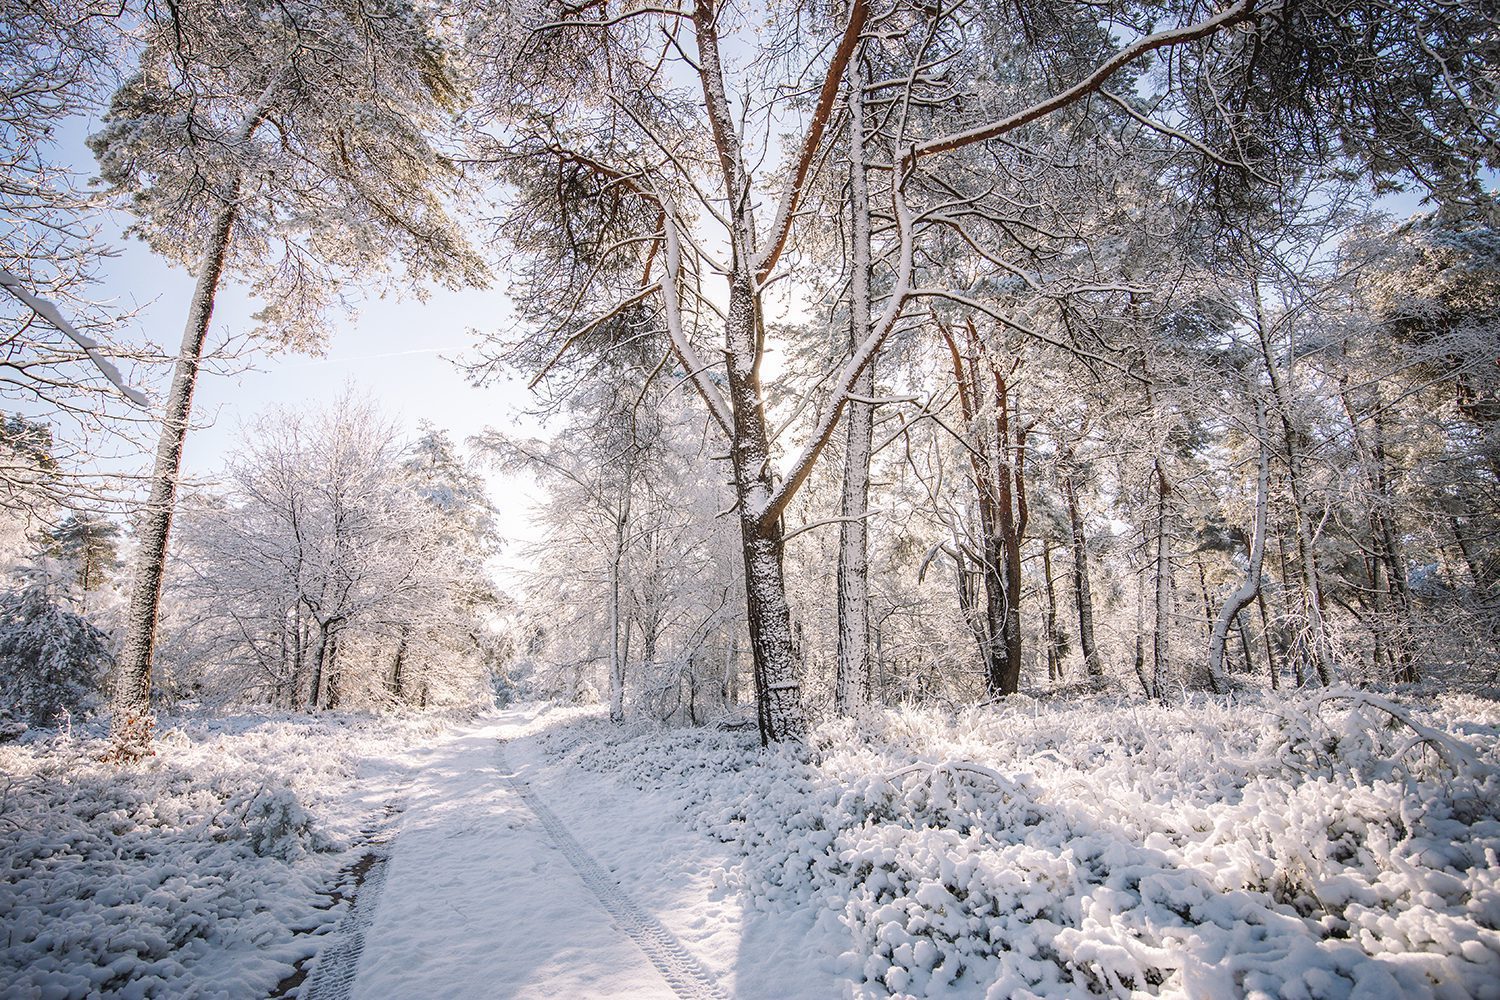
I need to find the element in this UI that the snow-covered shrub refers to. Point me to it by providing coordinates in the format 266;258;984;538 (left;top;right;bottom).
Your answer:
1266;687;1484;781
538;691;1500;999
0;584;112;725
0;713;406;997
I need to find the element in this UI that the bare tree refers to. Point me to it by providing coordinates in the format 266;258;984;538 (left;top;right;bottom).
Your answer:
0;1;153;519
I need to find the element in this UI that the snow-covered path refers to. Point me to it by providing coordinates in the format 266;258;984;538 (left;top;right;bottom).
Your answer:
324;708;844;999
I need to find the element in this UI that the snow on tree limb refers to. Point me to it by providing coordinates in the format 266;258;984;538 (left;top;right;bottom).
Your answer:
0;267;149;407
757;171;913;531
753;0;870;284
914;0;1260;159
660;209;735;435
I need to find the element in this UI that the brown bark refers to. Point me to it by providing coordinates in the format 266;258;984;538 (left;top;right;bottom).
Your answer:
940;319;1027;695
110;194;241;759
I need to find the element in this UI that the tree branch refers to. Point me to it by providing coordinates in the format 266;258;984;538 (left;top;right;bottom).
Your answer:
754;0;870;284
914;0;1258;159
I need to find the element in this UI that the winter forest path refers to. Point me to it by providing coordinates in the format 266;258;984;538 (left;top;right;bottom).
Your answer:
328;708;842;999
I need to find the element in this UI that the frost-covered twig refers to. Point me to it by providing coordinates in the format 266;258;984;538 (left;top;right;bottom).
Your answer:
888;759;1025;799
1272;688;1488;779
1315;689;1485;775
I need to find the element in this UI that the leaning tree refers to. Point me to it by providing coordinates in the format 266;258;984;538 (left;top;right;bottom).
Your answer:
92;0;486;756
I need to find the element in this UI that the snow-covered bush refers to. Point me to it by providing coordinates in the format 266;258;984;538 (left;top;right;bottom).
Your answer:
0;713;409;998
538;690;1500;999
0;584;112;725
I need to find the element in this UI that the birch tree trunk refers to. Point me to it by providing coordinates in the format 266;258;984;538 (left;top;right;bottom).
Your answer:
110;192;241;757
835;49;873;716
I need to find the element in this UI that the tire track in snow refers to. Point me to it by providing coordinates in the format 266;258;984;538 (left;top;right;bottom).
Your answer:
496;741;732;1000
296;800;404;1000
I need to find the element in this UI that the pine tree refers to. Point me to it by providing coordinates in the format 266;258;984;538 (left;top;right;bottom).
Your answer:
92;0;486;756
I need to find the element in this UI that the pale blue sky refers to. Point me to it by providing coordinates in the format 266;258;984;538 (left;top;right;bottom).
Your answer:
44;111;543;546
105;233;541;538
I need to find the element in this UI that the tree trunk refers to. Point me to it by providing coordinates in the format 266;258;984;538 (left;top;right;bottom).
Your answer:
276;613;290;708
713;270;806;744
1197;558;1214;680
949;542;989;677
685;3;804;744
980;555;1013;694
685;0;888;742
940;320;1026;696
835;48;874;716
1341;382;1417;682
741;527;802;742
995;372;1026;695
1452;516;1493;593
110;194;241;758
294;606;310;708
1254;284;1332;684
322;633;341;710
1235;613;1254;677
639;605;657;690
306;620;329;713
1062;460;1104;679
609;486;631;723
1133;567;1151;696
388;627;409;703
1208;395;1270;691
722;634;738;709
1042;540;1063;682
1152;458;1172;700
1275;528;1307;686
1257;589;1279;690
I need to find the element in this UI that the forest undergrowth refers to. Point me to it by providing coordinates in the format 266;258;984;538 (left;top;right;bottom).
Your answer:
3;688;1496;999
0;713;441;998
540;687;1500;1000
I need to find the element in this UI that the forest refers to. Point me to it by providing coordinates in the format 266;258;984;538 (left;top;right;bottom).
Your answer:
1;0;1498;997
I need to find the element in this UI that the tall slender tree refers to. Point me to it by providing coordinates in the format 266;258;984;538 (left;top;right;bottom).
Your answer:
93;0;486;757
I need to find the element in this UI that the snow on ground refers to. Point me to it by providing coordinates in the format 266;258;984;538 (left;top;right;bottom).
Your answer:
0;712;434;999
535;687;1500;999
350;704;844;999
3;688;1497;999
